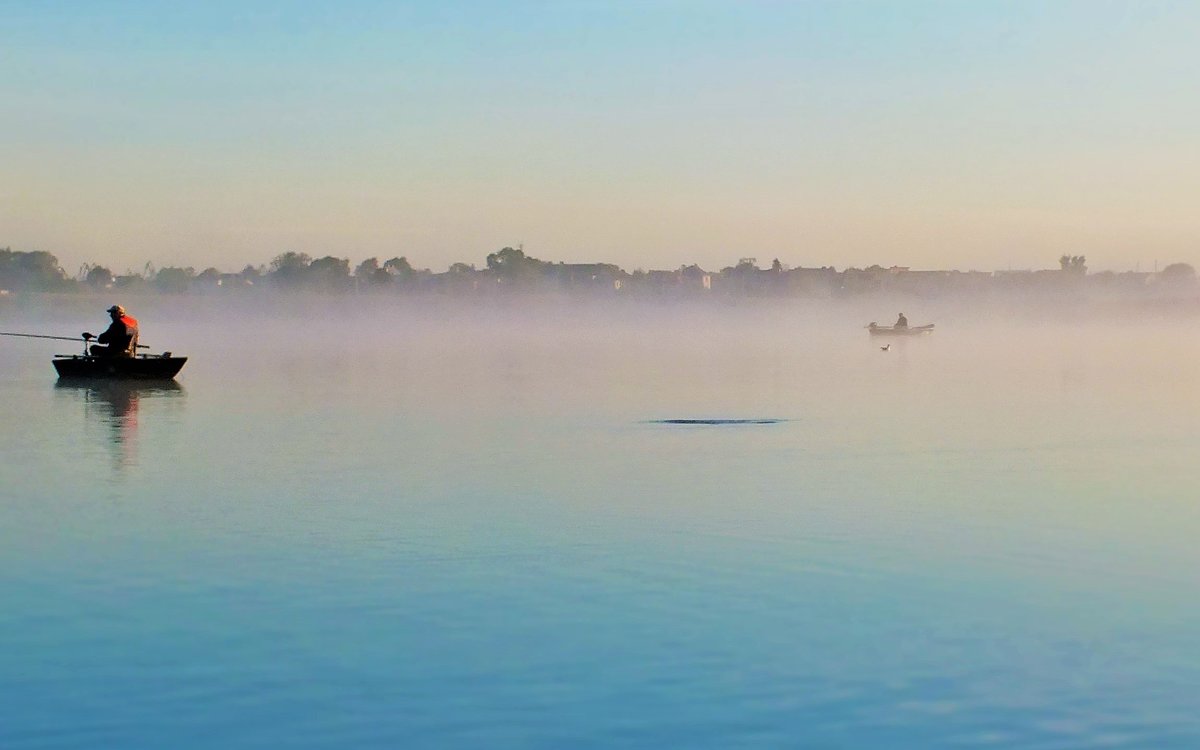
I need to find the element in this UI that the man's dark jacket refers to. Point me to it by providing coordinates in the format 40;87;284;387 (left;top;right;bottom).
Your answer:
97;314;139;356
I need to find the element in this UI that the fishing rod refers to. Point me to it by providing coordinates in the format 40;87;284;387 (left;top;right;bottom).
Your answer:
0;331;150;349
0;331;88;343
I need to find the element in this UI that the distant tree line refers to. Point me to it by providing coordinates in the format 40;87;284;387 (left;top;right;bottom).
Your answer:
1;245;1197;298
0;247;75;291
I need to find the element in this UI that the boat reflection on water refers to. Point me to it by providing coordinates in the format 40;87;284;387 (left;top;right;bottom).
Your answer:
54;379;185;471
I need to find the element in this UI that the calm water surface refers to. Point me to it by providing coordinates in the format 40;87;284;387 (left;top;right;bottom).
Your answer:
2;298;1199;748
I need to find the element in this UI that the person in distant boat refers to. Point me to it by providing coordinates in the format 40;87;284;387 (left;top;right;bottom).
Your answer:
84;304;139;357
895;312;908;329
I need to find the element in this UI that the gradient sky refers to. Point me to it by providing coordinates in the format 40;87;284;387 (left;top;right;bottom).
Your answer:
3;1;1198;273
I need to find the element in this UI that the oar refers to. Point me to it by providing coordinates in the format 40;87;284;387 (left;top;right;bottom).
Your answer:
0;331;150;349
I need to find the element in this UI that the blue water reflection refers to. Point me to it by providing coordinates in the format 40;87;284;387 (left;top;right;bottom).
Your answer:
53;380;186;472
1;305;1199;748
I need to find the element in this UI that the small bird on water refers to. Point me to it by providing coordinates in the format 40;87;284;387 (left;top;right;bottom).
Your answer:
880;344;891;351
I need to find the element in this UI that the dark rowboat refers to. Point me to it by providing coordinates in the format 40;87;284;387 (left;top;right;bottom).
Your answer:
867;323;935;336
53;353;187;380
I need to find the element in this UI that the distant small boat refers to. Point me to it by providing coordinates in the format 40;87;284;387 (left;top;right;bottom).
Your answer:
53;353;187;380
867;323;935;336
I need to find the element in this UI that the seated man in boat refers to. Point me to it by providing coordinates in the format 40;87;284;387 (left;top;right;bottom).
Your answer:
85;304;139;357
895;312;908;329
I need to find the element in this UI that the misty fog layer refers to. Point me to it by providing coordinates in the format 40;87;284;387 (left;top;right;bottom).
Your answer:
2;296;1199;747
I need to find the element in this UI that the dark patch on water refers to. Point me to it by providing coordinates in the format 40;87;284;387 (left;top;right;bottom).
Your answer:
648;418;786;425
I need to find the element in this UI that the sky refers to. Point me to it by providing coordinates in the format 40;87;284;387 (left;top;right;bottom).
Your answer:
2;0;1199;274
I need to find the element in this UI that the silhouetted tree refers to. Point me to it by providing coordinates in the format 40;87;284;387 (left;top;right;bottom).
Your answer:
355;257;380;279
239;265;263;285
84;265;114;289
1059;255;1087;274
354;257;394;286
486;246;523;271
154;267;195;294
721;258;759;275
383;256;415;279
0;248;72;291
485;246;549;285
1160;262;1196;284
114;270;148;291
269;252;312;287
307;256;351;290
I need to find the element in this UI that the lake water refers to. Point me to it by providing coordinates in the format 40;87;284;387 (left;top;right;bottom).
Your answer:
2;295;1199;748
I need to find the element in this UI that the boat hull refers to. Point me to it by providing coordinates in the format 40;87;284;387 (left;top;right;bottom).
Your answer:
867;324;934;336
53;354;187;380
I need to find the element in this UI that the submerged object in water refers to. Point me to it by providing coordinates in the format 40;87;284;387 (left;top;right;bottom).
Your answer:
650;418;785;425
866;323;935;336
52;353;187;380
